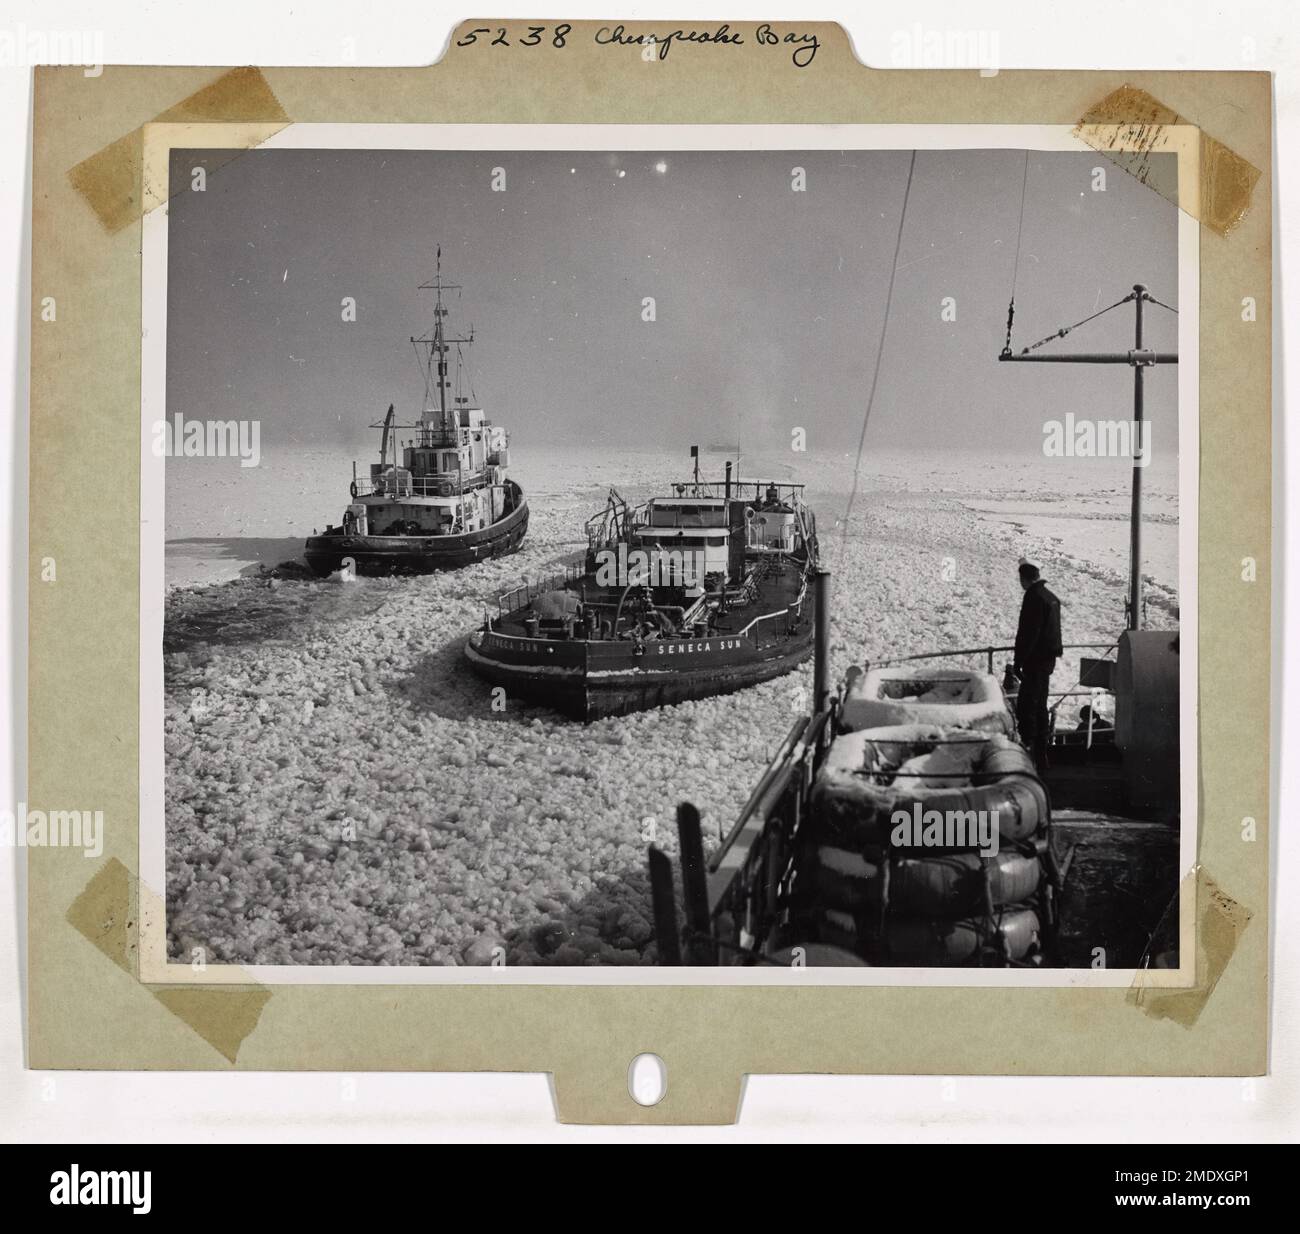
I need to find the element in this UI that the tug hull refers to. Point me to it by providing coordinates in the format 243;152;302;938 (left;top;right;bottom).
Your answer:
305;493;528;576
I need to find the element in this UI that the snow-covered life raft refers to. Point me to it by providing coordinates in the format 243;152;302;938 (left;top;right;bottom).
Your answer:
841;666;1014;735
797;668;1052;966
811;723;1047;850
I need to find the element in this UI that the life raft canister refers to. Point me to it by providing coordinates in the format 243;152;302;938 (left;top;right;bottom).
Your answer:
811;724;1048;851
841;666;1015;736
807;844;1043;917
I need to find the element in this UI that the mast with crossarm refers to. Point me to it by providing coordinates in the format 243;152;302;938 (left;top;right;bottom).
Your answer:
999;284;1178;631
413;245;475;442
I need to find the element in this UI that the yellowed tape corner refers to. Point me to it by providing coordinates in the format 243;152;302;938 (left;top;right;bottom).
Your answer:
152;987;273;1065
68;66;290;232
66;856;137;973
139;120;290;217
1074;84;1260;236
68;858;271;1064
1128;867;1251;1027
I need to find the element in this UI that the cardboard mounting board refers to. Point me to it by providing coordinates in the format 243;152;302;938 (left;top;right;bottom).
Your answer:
27;21;1270;1124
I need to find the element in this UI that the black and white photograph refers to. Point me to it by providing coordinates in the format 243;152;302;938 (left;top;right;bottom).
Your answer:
7;0;1293;1161
142;127;1194;979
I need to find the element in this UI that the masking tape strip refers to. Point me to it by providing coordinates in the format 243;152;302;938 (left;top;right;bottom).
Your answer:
1128;866;1251;1028
68;66;290;233
67;859;271;1063
1074;85;1260;236
150;987;273;1065
65;855;137;974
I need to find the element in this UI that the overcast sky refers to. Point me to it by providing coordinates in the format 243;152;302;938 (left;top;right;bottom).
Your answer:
166;146;1179;455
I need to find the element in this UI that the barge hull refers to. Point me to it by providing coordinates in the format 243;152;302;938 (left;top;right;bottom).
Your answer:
466;628;813;721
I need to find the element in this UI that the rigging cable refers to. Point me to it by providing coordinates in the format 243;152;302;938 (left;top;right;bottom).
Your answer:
413;335;442;414
1016;292;1136;354
456;341;479;406
1002;150;1031;357
838;148;917;571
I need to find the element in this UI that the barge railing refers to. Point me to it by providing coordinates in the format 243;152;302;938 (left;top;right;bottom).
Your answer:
673;479;806;504
493;557;586;619
734;587;809;647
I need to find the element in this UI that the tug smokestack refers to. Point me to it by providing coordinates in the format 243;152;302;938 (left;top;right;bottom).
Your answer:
724;460;732;502
814;568;831;712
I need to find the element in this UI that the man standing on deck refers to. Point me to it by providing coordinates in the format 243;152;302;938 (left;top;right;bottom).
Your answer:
1013;561;1063;771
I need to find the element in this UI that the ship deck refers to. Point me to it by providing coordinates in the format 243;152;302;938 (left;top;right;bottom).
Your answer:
493;552;809;643
1042;744;1180;968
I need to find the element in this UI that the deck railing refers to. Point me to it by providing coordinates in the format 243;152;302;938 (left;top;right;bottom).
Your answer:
353;470;491;500
493;557;586;619
649;710;835;966
872;640;1120;721
875;640;1116;672
734;576;809;645
671;479;806;504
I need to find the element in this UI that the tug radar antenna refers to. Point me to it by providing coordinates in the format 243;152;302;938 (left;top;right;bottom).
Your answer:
411;245;473;437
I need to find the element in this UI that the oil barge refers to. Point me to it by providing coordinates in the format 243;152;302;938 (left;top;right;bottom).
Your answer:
465;454;817;720
305;250;527;576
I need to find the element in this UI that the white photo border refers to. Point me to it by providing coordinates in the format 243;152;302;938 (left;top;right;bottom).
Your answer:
140;122;1200;987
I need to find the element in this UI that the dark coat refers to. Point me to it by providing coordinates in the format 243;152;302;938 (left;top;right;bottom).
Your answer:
1015;579;1063;671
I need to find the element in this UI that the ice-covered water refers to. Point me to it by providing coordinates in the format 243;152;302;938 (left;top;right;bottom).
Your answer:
162;444;1180;966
